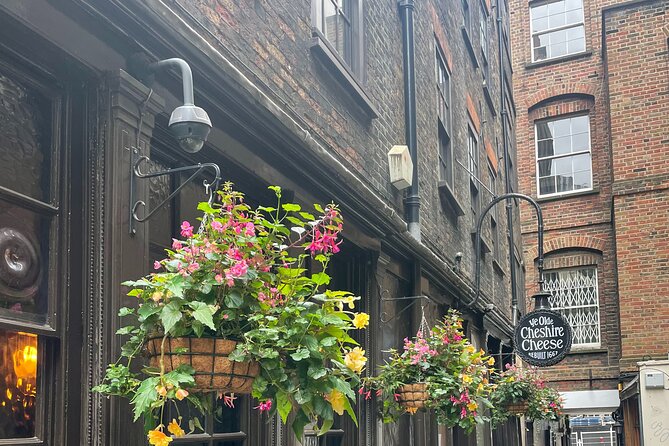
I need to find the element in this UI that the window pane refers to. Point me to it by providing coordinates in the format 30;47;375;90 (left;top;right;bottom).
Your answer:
0;329;37;439
573;171;592;190
214;395;244;433
539;176;556;195
532;16;549;33
554;135;571;155
537;139;554;158
0;205;50;324
0;71;52;203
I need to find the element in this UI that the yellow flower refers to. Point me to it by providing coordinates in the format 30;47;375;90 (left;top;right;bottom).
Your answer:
155;385;167;397
344;347;367;374
326;389;346;415
467;401;478;411
465;345;475;354
151;291;163;303
405;406;418;414
167;419;185;437
175;388;189;401
147;428;173;446
342;296;356;309
477;383;485;392
487;357;495;366
352;313;370;329
461;374;473;384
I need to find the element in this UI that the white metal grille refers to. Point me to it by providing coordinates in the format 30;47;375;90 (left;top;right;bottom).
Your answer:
544;267;601;347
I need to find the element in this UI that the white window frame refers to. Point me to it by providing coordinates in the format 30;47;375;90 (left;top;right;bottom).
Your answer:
544;266;601;349
530;0;586;63
535;114;592;198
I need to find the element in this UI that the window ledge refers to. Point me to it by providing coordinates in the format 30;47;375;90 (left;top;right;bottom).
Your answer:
438;180;466;216
482;83;496;116
310;30;379;119
525;50;593;70
492;258;505;276
567;347;607;355
471;230;492;254
461;26;480;69
536;187;600;203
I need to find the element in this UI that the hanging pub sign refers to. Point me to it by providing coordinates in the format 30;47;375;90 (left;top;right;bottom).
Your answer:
514;292;572;367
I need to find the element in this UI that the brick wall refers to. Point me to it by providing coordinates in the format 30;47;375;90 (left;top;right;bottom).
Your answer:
510;0;626;391
604;0;669;371
170;0;519;317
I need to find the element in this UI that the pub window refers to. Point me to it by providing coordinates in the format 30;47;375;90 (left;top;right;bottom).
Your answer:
0;64;62;441
312;0;362;76
544;266;601;348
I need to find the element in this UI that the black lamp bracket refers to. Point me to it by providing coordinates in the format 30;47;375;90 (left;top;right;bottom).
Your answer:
128;148;221;235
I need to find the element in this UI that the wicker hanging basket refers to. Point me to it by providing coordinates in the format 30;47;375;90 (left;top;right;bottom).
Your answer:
504;400;530;415
397;382;429;410
146;337;259;393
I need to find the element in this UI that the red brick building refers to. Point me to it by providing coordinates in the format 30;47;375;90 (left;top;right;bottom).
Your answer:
510;0;668;444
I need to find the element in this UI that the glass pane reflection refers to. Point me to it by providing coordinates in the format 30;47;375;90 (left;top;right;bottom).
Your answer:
0;329;37;439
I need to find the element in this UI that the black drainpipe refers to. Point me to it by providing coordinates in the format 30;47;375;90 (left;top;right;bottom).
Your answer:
496;1;520;325
399;0;420;241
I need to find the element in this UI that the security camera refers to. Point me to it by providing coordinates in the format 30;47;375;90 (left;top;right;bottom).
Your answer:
168;104;212;153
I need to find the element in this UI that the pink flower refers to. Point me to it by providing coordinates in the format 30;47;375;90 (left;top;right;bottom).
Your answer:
460;407;467;419
244;222;255;237
187;262;200;273
211;220;224;232
180;221;194;238
153;260;161;270
254;400;272;413
215;274;223;284
172;239;183;250
222;314;229;320
228;261;248;278
220;393;236;408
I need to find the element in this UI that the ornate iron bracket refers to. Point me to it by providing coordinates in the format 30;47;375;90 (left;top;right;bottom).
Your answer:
128;147;221;235
379;294;437;324
469;193;544;310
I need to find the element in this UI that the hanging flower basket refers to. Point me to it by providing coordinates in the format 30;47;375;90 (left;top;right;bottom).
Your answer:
146;337;259;393
397;382;429;410
504;399;530;415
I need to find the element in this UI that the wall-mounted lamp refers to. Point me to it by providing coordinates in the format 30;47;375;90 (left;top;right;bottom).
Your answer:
128;57;220;235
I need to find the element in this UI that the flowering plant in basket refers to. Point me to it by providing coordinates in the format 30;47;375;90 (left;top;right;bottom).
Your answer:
93;183;369;444
490;364;563;426
362;310;495;432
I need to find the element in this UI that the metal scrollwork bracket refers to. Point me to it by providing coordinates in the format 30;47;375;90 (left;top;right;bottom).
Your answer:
128;147;222;235
379;294;437;324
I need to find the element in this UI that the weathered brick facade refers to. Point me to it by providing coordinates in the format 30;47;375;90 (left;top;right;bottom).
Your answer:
512;0;668;429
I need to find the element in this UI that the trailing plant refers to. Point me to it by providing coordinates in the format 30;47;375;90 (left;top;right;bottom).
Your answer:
362;310;495;432
490;363;563;426
93;183;368;445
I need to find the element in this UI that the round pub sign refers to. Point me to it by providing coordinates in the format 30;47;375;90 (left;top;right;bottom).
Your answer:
514;308;572;367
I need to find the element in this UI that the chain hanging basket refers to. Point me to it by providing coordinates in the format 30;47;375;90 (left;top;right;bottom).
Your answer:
147;337;259;393
397;382;429;410
504;400;530;415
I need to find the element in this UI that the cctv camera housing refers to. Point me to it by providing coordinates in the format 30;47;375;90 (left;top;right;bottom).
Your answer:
168;104;212;153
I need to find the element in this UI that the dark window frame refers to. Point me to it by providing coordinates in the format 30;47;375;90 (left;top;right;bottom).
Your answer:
0;55;68;445
312;0;364;79
436;45;453;187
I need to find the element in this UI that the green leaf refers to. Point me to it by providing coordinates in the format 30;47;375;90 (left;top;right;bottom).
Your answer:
311;272;330;286
282;203;301;212
290;348;310;361
299;212;316;220
318;417;334;436
302;335;319;352
118;307;135;316
286;216;305;227
115;326;137;335
308;365;327;379
197;202;216;214
130;377;159;421
138;303;161;319
161;301;183;334
165;276;186;298
292;408;311;440
276;390;293;423
188;301;215;330
192;320;204;337
268;185;282;197
224;290;244;309
314;203;324;213
320;337;338;347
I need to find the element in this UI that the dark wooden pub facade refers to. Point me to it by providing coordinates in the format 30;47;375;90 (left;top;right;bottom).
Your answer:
0;1;523;444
